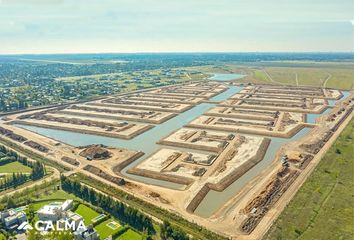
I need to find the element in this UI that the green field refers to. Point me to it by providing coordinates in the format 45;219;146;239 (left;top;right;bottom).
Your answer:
94;219;122;239
115;229;142;240
30;190;79;211
264;117;354;240
251;67;354;89
198;62;354;90
74;204;100;224
37;189;79;201
0;161;32;173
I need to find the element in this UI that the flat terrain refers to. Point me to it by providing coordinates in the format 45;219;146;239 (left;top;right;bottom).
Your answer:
0;161;32;173
74;204;101;225
190;62;354;90
115;229;142;240
264;117;354;240
1;80;353;240
94;219;120;239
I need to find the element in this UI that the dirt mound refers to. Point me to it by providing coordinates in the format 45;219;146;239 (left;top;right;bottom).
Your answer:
240;166;300;234
79;145;111;160
83;165;125;186
24;140;49;153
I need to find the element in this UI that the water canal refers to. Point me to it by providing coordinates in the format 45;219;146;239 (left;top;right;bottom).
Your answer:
14;81;347;217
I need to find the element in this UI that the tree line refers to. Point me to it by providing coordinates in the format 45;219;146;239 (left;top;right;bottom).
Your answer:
0;145;46;191
60;175;155;235
161;220;190;240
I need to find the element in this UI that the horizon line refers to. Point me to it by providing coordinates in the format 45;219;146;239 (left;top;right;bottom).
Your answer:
1;51;354;56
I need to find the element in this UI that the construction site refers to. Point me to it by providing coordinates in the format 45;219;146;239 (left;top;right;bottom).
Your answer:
0;80;352;240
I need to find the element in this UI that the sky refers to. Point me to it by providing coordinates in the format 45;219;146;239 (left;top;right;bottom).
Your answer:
0;0;353;54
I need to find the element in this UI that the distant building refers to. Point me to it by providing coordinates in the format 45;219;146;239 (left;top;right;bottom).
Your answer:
74;225;99;240
0;209;27;230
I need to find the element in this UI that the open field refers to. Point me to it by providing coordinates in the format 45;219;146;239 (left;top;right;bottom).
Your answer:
115;229;141;240
264;117;354;240
250;64;354;90
95;219;121;239
74;204;101;225
189;62;354;90
0;79;353;240
0;161;32;173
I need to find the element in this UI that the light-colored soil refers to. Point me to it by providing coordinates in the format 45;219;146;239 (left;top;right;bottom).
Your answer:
1;82;352;240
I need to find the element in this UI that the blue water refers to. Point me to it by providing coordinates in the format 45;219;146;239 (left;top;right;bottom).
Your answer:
194;128;312;217
328;90;350;106
16;86;243;189
194;90;350;217
13;86;346;217
307;108;332;124
209;73;245;81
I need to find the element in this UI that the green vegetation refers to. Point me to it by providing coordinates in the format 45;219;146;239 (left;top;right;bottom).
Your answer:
202;61;354;90
116;229;142;240
95;219;121;239
0;179;142;240
264;118;354;240
161;220;189;240
0;145;46;191
0;58;206;113
0;180;61;210
0;161;31;173
2;53;352;113
0;136;70;172
71;173;227;240
252;66;354;89
37;189;79;201
61;175;155;235
74;204;100;224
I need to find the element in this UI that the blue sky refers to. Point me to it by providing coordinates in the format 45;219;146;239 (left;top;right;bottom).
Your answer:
0;0;353;54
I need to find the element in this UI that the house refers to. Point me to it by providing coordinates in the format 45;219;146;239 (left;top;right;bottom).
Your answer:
61;200;73;211
3;211;27;230
37;200;73;222
0;209;16;222
65;211;84;229
74;225;99;240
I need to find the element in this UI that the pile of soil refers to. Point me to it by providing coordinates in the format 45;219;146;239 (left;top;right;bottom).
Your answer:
79;144;111;160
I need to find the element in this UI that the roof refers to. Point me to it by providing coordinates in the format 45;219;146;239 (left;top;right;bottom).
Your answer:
37;200;74;215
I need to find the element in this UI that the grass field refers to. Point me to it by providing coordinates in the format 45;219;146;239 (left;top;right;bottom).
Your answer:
264;117;354;240
74;204;100;224
115;229;142;240
37;189;79;201
0;161;32;173
251;67;354;89
30;190;79;211
94;219;122;239
195;62;354;90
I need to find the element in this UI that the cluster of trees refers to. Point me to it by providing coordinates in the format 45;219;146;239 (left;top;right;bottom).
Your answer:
30;161;46;181
161;220;190;240
76;173;228;240
0;173;28;190
0;145;46;191
0;55;208;113
60;175;155;235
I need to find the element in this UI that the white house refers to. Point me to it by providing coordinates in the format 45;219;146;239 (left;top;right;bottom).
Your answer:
37;200;73;222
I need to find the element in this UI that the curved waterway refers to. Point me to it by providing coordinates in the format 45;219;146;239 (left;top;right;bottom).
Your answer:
13;85;345;218
209;73;245;81
15;86;243;190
